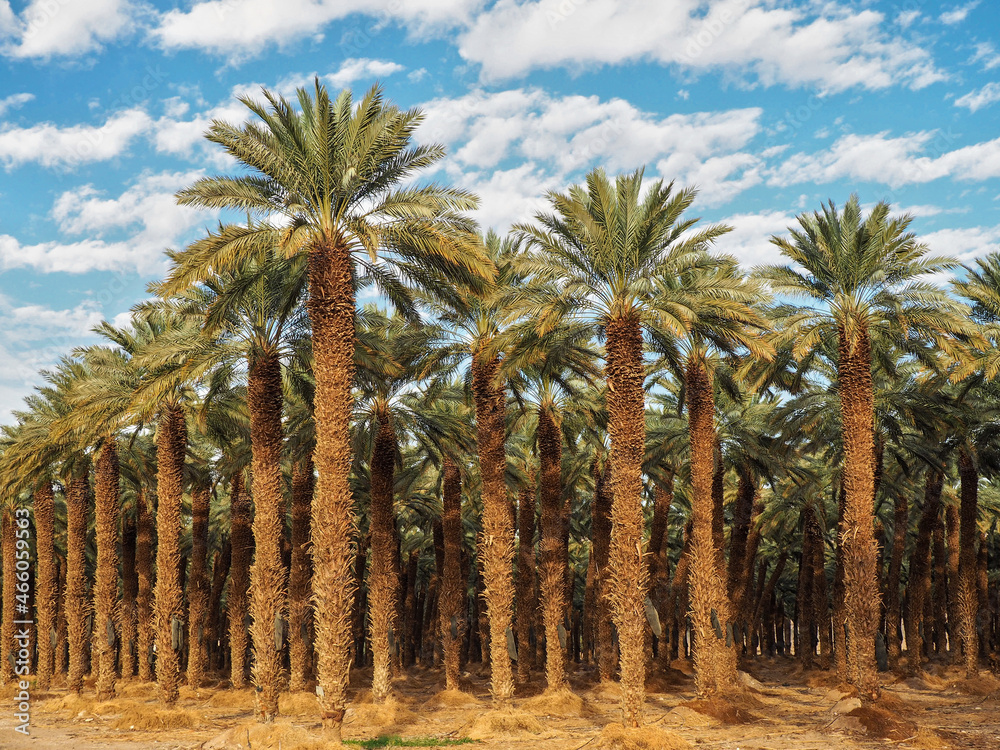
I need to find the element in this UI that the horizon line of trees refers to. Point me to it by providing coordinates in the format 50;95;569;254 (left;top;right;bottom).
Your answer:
0;80;998;739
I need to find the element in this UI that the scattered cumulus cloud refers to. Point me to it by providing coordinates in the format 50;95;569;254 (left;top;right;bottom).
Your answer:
0;109;151;169
0;93;33;118
955;82;1000;112
938;1;979;25
1;0;134;59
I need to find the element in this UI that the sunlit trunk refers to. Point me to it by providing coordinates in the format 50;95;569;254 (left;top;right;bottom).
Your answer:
93;439;120;700
35;482;56;689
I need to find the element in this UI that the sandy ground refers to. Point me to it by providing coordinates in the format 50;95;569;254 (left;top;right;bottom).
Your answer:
0;658;997;750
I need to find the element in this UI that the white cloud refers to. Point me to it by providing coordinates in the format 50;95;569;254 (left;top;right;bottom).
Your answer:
458;0;945;92
955;82;1000;112
151;0;476;58
3;0;133;58
0;170;213;275
0;109;151;169
714;210;797;268
419;88;764;227
939;1;979;25
922;224;1000;265
970;42;1000;71
769;131;1000;188
0;92;33;118
276;58;406;95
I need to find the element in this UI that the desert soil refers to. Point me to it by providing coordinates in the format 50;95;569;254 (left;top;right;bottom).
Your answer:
0;659;997;750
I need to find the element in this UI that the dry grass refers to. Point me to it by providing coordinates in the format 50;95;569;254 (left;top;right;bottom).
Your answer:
347;698;418;728
588;680;622;703
594;723;691;750
681;697;760;724
463;708;544;739
202;720;343;750
847;704;919;741
208;687;256;708
110;703;201;730
280;690;320;715
423;689;481;708
116;681;159;699
36;693;99;715
522;687;587;717
951;673;1000;696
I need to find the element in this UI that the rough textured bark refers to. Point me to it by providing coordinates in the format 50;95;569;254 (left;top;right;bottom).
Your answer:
136;492;155;682
93;440;121;700
810;510;831;662
797;510;816;666
906;471;943;670
932;515;948;657
35;482;56;689
1;513;15;684
471;350;515;707
538;405;568;691
648;477;673;664
207;542;231;673
228;470;252;688
836;325;881;700
248;352;288;720
187;485;210;689
833;481;848;681
120;507;138;680
945;503;961;662
66;469;90;694
308;238;358;740
664;522;693;668
368;407;400;702
885;490;907;666
604;315;648;727
957;450;980;677
727;469;756;612
685;357;739;696
289;457;315;691
591;459;615;680
514;478;536;686
154;405;186;704
56;556;68;677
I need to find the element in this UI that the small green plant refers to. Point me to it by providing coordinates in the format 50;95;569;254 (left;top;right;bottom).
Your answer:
345;737;476;749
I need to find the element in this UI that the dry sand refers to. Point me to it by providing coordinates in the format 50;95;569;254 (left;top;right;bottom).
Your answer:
0;659;997;749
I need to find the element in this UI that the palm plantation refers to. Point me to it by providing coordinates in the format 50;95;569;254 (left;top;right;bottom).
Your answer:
0;82;998;750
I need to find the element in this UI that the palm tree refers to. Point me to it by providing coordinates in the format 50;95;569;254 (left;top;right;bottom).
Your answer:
34;480;57;688
506;323;598;692
151;248;309;719
760;195;972;699
649;253;772;694
160;82;491;738
513;167;730;727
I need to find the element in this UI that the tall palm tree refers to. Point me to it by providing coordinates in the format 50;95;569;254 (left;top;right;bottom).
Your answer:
649;254;772;695
506;323;598;692
151;248;309;719
160;82;491;738
760;195;972;699
513;167;730;727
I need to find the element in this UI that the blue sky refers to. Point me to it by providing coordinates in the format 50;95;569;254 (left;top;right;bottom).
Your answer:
0;0;998;420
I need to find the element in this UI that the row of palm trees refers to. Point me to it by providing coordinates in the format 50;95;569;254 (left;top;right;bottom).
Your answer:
0;81;997;740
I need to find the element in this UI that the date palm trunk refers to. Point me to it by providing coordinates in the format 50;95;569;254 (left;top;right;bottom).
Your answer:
957;450;980;677
207;543;231;672
836;324;881;700
945;504;961;662
289;457;315;691
308;239;359;741
885;490;907;666
94;440;121;699
120;509;138;680
1;513;15;685
187;485;210;689
136;492;154;682
440;457;466;690
66;469;90;695
685;357;739;696
369;407;400;702
604;314;648;726
932;515;948;657
35;482;56;689
648;478;672;665
471;351;515;707
154;405;186;704
248;351;288;720
591;459;615;681
906;470;943;671
538;404;567;691
515;478;536;685
229;470;252;687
